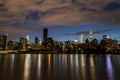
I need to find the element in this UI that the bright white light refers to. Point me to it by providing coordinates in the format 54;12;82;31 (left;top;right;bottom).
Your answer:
74;40;78;43
26;35;30;41
107;36;109;39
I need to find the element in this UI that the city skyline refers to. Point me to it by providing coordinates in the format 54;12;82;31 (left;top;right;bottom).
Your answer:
1;1;120;79
0;0;120;42
0;24;120;42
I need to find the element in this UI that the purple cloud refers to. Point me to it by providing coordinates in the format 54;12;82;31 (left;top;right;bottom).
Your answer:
63;30;110;36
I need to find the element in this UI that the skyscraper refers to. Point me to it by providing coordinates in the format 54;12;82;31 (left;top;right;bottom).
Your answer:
89;30;93;42
0;35;8;50
43;28;48;42
19;37;27;51
26;35;30;44
79;34;84;43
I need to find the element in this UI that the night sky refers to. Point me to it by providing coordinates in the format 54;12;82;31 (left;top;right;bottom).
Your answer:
0;0;120;42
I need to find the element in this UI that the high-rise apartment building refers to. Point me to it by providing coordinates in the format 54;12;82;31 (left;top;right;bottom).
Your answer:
0;35;8;50
43;28;48;42
79;34;84;43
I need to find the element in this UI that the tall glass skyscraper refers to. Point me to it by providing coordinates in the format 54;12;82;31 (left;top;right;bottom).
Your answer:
43;28;48;42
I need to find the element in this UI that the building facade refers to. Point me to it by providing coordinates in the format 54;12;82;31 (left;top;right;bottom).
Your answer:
43;28;48;42
19;37;27;51
0;35;8;50
79;34;84;43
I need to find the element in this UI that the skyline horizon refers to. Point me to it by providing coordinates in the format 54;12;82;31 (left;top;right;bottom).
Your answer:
1;25;120;43
0;0;120;42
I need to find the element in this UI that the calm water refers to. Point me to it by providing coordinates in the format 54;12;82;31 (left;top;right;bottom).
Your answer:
0;54;120;80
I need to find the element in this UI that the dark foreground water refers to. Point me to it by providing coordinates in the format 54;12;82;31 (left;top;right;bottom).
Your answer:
0;54;120;80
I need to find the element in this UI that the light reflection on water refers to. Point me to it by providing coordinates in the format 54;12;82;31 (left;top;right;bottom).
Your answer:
23;54;31;80
90;55;96;80
0;54;120;80
11;54;14;69
106;55;114;80
37;54;41;79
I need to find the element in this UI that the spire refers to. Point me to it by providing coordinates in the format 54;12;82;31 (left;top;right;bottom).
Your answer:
26;35;30;44
89;30;93;42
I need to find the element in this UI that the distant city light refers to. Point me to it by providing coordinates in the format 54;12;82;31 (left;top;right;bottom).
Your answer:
74;40;78;43
107;36;109;39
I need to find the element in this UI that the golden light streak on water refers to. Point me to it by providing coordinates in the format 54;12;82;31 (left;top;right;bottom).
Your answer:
11;54;15;69
90;55;96;80
81;54;85;67
70;54;73;68
64;54;68;67
23;54;31;80
75;54;79;67
48;54;51;70
75;54;79;80
90;55;94;67
81;54;86;80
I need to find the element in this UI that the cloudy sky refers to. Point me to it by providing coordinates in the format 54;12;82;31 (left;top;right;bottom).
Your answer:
0;0;120;41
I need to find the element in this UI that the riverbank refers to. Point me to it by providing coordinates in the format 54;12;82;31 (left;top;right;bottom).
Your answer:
0;50;120;54
0;50;18;54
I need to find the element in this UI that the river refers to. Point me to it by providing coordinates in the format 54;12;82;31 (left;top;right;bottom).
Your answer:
0;54;120;80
